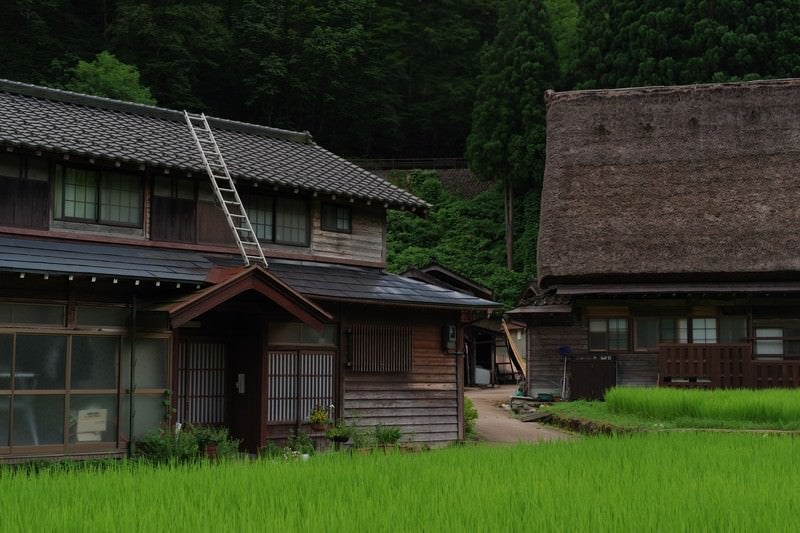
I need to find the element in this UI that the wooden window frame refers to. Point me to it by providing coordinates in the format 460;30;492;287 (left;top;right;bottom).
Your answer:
244;195;310;247
588;317;629;353
56;165;143;228
754;326;800;359
320;203;352;233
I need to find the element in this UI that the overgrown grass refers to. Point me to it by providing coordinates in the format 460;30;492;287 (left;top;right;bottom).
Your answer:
545;387;800;431
1;434;798;531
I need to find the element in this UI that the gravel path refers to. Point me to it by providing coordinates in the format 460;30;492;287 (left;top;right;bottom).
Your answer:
465;385;574;444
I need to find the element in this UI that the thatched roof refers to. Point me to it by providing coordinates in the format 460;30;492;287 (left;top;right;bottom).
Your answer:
537;79;800;288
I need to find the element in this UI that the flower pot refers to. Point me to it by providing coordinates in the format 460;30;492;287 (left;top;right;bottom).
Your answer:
329;435;350;444
202;442;218;459
311;423;328;432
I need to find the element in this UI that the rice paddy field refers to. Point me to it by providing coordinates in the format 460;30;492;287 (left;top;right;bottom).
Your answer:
2;432;799;532
547;387;800;430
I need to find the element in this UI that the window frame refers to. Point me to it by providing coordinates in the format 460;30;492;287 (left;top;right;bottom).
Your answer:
588;317;629;353
244;195;310;247
56;165;143;228
320;203;352;233
754;326;800;359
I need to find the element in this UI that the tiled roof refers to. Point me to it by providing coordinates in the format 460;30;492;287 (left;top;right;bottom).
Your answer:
268;259;500;309
0;235;499;309
0;79;428;211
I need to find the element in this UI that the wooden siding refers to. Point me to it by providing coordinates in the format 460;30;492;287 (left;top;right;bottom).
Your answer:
342;312;460;444
527;316;586;395
617;353;658;387
303;201;384;264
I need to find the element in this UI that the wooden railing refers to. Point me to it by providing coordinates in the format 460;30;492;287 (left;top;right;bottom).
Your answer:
659;343;800;388
659;343;751;388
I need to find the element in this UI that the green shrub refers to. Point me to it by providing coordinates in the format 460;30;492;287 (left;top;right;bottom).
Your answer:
464;397;478;439
374;425;401;446
136;424;241;463
286;430;314;455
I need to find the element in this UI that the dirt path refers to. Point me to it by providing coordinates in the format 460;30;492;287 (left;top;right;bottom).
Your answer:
465;385;574;444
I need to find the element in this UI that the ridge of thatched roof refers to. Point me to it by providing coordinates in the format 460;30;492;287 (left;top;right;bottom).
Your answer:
537;78;800;288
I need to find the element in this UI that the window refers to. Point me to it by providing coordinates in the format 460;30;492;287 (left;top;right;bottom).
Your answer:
0;331;168;450
589;318;628;352
0;333;118;448
755;327;800;358
270;323;337;345
321;204;351;232
55;166;142;226
691;318;717;344
350;323;412;372
244;196;309;246
635;316;748;350
0;153;49;229
635;318;690;351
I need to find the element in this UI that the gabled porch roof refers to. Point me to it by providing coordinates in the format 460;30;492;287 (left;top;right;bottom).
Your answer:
148;265;333;329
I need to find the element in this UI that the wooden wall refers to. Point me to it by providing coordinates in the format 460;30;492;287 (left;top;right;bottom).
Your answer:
340;307;461;444
303;201;384;264
527;315;586;396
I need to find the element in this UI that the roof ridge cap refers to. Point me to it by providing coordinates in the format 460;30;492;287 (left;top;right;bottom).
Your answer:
547;77;800;105
0;78;312;144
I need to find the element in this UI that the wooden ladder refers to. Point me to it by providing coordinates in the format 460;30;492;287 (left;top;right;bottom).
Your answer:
184;111;267;268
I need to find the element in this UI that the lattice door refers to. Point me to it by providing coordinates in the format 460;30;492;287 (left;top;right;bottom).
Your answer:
177;340;227;425
266;350;335;423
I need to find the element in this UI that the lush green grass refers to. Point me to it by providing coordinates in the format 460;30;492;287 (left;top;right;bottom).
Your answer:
1;433;799;531
546;387;800;431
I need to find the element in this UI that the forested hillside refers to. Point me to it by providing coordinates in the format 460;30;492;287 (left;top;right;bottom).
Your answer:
0;0;498;158
3;0;800;308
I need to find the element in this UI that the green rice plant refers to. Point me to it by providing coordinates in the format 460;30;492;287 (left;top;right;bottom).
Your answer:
0;433;798;532
605;387;800;427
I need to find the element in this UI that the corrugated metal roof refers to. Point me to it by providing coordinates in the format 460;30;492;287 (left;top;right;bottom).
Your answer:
0;236;499;308
0;79;428;211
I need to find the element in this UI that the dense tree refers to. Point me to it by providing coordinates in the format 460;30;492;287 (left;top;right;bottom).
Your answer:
106;1;231;109
62;51;156;104
466;0;559;268
387;171;528;308
574;0;800;89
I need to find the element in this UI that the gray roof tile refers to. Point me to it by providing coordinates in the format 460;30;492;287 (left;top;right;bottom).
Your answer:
0;79;428;211
0;236;499;309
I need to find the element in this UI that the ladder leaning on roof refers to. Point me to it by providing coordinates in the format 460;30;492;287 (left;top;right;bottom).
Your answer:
183;111;268;269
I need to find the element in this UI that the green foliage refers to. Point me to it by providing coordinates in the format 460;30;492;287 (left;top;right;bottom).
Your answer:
136;424;241;463
387;170;530;308
467;0;559;190
106;2;231;109
573;0;800;89
463;397;479;439
544;0;579;85
63;51;155;105
373;425;402;446
286;429;315;455
136;426;199;463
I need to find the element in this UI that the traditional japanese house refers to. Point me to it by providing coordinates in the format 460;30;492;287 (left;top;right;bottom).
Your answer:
402;262;526;386
0;79;499;459
512;79;800;398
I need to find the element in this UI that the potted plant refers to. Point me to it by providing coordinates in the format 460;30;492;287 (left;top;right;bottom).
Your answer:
325;422;351;444
309;405;330;431
374;425;401;451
